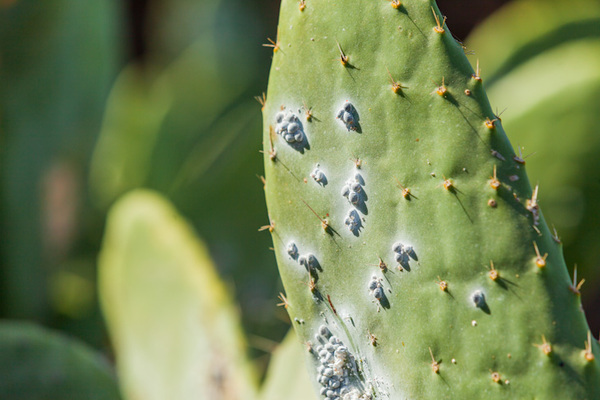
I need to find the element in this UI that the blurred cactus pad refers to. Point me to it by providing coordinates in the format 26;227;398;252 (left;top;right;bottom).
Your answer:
262;0;600;398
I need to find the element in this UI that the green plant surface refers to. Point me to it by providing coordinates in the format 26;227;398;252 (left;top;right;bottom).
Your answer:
262;0;600;398
0;321;120;400
89;6;280;344
0;0;123;321
89;65;172;209
466;0;600;321
98;190;258;400
144;0;222;65
259;329;317;400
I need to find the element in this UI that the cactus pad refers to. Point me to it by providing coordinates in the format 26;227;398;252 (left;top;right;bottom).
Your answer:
262;1;600;398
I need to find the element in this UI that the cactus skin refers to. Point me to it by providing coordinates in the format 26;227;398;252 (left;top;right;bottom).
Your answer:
262;1;600;399
466;0;600;315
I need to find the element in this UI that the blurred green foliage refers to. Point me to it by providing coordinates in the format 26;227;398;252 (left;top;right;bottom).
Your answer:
0;321;120;400
0;0;123;323
1;0;284;355
88;0;284;349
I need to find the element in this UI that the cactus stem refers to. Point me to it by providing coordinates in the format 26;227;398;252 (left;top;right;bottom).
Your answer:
277;292;290;309
534;335;553;356
584;331;595;362
429;347;440;374
533;241;548;268
568;265;585;295
489;165;501;190
487;260;500;281
431;7;446;34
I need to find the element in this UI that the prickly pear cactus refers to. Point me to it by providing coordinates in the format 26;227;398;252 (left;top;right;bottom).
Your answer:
262;1;600;399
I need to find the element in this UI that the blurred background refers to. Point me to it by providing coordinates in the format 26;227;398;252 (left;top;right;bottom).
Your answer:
1;0;599;392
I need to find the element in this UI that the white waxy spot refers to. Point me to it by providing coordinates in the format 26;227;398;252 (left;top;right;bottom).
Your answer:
307;254;318;270
287;242;298;259
472;290;486;308
342;173;365;208
395;252;408;264
274;109;305;146
344;209;361;234
310;164;326;184
313;325;363;399
342;111;354;124
336;101;359;131
368;276;384;302
341;185;350;197
288;122;300;133
392;241;417;269
392;242;403;253
373;287;384;299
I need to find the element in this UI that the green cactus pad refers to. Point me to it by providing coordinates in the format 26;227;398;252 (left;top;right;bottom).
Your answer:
98;190;258;400
262;1;600;398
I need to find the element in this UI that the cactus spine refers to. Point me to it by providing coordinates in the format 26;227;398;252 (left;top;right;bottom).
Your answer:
262;1;600;398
